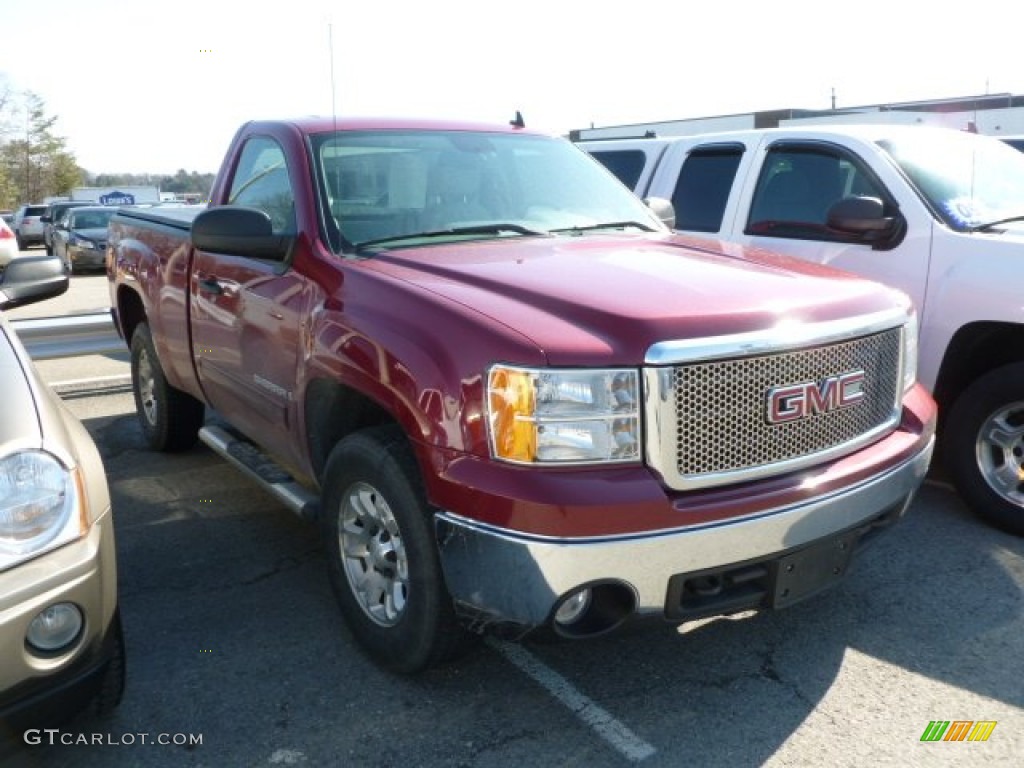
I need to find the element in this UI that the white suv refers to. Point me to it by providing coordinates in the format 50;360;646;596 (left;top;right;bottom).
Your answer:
11;205;48;250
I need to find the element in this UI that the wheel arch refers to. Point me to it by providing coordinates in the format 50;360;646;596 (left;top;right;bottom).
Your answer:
115;284;147;346
304;377;399;483
932;321;1024;427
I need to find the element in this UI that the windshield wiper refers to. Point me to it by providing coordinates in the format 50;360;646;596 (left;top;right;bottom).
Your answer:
968;214;1024;232
354;223;548;252
550;220;657;234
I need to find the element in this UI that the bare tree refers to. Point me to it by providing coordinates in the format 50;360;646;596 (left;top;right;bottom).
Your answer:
0;89;84;207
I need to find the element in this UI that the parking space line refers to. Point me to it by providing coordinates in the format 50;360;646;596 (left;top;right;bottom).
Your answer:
487;638;657;762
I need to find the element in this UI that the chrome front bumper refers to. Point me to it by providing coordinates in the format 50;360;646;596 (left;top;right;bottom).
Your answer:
435;437;933;634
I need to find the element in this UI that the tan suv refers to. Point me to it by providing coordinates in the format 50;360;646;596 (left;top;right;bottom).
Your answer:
0;255;124;738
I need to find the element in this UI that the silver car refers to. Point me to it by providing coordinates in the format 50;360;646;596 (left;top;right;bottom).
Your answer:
11;205;47;250
0;255;124;736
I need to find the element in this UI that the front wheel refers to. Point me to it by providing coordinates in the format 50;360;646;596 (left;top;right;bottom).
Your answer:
130;322;205;451
92;612;126;716
944;363;1024;536
321;426;472;673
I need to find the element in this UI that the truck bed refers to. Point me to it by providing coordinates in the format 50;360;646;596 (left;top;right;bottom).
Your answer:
113;204;207;231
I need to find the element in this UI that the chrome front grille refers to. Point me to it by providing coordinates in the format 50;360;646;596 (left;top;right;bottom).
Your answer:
644;324;904;491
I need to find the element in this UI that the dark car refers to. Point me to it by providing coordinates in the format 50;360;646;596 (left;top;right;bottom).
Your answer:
41;201;93;256
52;206;116;274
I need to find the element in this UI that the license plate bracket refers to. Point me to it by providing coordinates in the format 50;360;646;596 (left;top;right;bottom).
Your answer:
772;532;857;610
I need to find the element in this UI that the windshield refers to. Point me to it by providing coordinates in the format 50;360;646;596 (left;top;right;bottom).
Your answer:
311;130;663;252
879;131;1024;231
72;210;115;229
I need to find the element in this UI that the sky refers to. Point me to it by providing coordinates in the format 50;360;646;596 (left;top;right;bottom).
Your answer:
1;0;1021;175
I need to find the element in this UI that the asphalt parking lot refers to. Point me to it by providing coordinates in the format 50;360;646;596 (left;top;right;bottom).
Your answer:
3;272;1023;767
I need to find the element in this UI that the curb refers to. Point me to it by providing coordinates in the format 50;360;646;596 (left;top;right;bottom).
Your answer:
51;374;133;398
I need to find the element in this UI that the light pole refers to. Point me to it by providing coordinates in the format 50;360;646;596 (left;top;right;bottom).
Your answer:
24;108;30;201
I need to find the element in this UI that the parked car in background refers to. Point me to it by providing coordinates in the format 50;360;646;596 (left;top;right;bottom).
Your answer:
11;205;48;250
41;201;94;256
52;206;117;274
0;219;19;270
0;254;125;738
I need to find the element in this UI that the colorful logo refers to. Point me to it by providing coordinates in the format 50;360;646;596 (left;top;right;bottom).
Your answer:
920;720;997;742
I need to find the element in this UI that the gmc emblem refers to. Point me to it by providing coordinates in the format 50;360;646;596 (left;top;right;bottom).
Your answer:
766;370;866;424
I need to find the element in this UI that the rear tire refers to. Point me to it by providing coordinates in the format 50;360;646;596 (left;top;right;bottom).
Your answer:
130;322;205;451
321;426;472;673
945;363;1024;536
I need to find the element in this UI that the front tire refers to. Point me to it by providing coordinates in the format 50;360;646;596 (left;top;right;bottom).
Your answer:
130;322;205;451
92;612;126;716
321;426;471;673
945;363;1024;536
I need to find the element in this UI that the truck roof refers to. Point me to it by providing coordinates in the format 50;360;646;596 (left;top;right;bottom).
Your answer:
241;115;551;138
580;123;1001;147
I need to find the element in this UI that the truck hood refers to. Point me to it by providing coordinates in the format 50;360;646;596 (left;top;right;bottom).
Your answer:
362;232;905;365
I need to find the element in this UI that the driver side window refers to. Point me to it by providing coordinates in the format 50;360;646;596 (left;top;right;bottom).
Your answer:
228;137;296;235
746;147;885;241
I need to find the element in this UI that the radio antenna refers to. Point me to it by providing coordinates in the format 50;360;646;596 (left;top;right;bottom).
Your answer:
328;23;338;131
327;22;342;250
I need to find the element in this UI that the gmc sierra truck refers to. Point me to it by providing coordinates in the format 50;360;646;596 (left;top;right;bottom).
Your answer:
107;116;935;673
581;125;1024;535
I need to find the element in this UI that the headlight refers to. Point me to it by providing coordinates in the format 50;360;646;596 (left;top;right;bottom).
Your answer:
0;451;82;564
902;310;918;393
487;365;641;464
70;235;98;249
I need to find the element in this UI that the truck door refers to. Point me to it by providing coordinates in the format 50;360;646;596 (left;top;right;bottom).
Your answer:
731;141;931;315
190;135;309;464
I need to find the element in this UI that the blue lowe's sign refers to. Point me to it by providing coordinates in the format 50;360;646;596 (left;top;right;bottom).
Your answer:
99;190;136;205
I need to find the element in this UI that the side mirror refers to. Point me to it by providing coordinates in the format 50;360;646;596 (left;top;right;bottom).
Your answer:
192;206;293;261
827;196;894;234
0;254;69;310
826;196;905;250
40;215;52;224
644;197;676;230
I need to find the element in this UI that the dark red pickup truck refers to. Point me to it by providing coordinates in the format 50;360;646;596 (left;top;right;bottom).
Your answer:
107;116;936;672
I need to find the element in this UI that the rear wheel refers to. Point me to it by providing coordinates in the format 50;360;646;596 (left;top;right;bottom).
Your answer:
321;426;472;673
945;363;1024;536
130;322;205;451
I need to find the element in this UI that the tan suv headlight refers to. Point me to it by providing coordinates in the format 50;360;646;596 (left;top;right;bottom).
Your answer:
487;365;641;464
0;451;83;566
